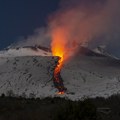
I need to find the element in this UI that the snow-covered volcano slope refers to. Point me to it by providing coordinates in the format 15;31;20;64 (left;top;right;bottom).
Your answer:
62;47;120;100
0;56;58;97
0;46;120;100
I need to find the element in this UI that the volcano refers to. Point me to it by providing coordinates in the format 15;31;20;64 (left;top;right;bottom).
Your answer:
0;45;120;100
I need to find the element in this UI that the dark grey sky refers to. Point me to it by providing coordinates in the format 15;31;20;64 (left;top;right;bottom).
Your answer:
0;0;60;49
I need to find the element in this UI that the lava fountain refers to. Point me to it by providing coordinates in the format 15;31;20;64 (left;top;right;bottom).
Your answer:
51;31;67;94
50;26;79;94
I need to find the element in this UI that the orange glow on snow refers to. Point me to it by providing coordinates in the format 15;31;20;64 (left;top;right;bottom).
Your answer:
57;91;65;95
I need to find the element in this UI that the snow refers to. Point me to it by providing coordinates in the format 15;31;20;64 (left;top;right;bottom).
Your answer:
93;45;118;59
0;46;120;100
0;47;52;57
0;56;58;98
61;55;120;100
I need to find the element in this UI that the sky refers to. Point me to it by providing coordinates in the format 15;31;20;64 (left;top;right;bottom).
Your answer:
0;0;60;49
1;0;120;58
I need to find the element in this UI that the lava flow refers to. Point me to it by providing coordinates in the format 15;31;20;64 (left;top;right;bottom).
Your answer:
52;46;66;94
53;57;65;94
50;27;68;94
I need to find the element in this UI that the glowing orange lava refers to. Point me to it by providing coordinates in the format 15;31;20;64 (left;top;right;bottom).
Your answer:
57;91;65;95
53;57;65;94
51;28;68;94
52;41;66;94
52;40;65;83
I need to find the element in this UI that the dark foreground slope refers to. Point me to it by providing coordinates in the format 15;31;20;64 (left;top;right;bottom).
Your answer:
0;95;120;120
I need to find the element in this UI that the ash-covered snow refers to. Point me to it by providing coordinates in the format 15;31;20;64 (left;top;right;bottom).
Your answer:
0;46;120;100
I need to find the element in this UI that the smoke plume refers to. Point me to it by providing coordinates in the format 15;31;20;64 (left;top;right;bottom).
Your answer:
14;0;120;57
49;0;120;57
11;27;51;48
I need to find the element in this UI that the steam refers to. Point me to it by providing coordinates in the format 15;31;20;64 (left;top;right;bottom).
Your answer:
49;0;120;57
11;27;51;48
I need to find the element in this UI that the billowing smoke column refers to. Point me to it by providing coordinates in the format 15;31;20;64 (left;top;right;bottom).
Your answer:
49;0;120;59
14;0;120;57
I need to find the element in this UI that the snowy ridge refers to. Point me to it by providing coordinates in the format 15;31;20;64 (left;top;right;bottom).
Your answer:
93;45;118;59
0;46;52;57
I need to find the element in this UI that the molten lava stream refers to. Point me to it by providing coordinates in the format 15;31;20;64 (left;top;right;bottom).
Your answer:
53;57;66;94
